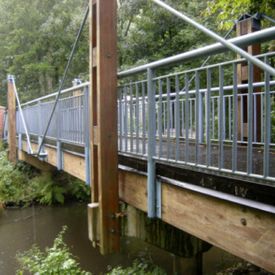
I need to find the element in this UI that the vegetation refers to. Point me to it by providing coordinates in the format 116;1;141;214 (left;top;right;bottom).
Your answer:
0;147;90;206
107;260;166;275
16;226;91;275
205;0;275;30
0;0;220;105
0;0;274;104
16;226;166;275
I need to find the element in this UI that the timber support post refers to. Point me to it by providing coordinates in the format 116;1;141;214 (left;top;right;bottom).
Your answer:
88;0;120;254
7;75;17;163
236;15;261;142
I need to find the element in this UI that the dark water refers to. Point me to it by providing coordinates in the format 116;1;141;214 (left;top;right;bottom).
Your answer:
0;204;239;275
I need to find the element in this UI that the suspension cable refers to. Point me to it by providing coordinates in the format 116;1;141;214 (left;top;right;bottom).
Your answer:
152;0;275;76
36;5;89;157
185;22;237;90
262;14;275;25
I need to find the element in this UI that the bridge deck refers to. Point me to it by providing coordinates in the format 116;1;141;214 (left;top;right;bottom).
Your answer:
121;137;275;180
17;138;275;273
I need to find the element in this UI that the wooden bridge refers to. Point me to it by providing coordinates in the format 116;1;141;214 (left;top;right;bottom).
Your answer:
2;1;275;273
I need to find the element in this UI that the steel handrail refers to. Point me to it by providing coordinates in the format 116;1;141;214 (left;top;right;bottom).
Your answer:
118;27;275;78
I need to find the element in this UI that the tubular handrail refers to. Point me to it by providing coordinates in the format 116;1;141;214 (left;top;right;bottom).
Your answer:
118;27;275;78
119;80;275;102
152;0;275;76
21;82;90;107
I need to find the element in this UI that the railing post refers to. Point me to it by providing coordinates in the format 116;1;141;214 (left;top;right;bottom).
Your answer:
147;68;157;218
84;85;90;185
7;75;17;163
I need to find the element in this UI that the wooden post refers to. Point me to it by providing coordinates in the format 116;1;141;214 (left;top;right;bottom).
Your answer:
7;75;17;163
88;0;119;254
236;15;261;142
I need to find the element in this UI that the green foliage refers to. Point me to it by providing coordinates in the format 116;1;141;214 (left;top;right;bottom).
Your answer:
118;0;214;70
16;226;91;275
0;0;89;105
204;0;275;30
106;259;167;275
16;227;166;275
0;149;90;206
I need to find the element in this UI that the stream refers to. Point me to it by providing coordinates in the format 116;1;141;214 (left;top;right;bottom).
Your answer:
0;203;240;275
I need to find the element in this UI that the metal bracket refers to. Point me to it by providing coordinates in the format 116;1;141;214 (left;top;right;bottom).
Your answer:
18;133;22;151
57;140;63;170
85;146;90;185
156;179;162;218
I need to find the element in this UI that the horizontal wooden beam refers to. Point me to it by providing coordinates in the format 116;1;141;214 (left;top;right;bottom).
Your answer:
18;150;55;172
119;170;275;274
19;140;275;273
21;141;86;181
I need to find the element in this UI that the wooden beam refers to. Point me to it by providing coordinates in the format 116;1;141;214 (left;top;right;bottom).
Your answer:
7;76;16;163
119;170;275;273
18;150;55;172
89;0;119;254
21;141;86;182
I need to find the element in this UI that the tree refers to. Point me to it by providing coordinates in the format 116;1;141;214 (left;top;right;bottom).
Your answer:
0;0;89;104
118;0;215;71
205;0;275;30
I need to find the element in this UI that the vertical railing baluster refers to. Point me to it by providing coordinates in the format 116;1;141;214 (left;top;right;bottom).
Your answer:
218;66;224;170
135;83;140;154
247;62;253;175
167;77;171;159
124;87;128;152
181;99;184;137
158;79;163;158
264;56;270;178
228;96;231;141
130;83;133;152
223;93;226;141
175;75;180;161
184;74;189;163
147;68;156;218
84;85;90;185
142;82;146;155
253;93;257;143
241;95;243;141
119;87;123;151
206;68;211;167
232;63;238;172
261;92;264;143
190;100;192;139
195;71;200;164
212;99;215;139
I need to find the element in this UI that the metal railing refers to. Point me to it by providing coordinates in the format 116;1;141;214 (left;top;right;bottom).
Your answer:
118;51;275;184
14;27;275;203
17;83;90;146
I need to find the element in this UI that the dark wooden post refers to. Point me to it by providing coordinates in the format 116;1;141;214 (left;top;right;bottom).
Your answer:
236;15;261;142
88;0;119;254
7;75;17;163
